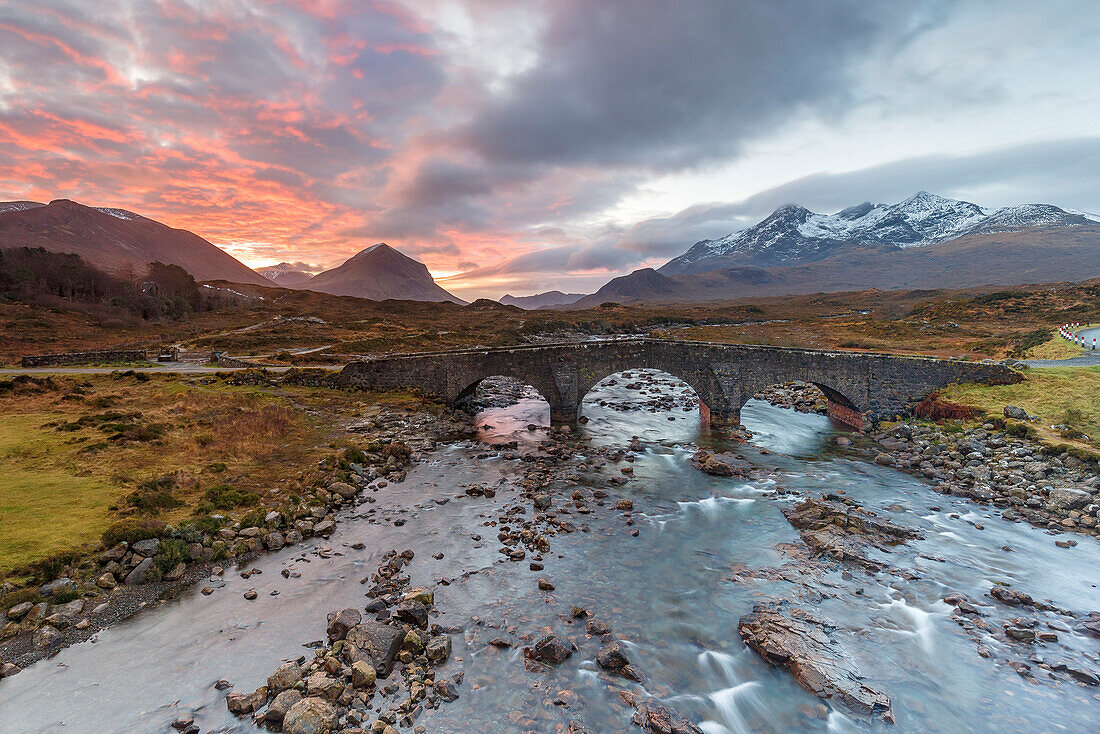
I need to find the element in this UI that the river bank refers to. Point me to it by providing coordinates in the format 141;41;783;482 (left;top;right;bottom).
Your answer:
0;370;1097;733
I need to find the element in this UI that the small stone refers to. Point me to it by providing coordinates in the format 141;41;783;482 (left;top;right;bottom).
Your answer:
425;635;452;663
351;660;377;689
595;640;630;670
243;589;258;600
537;578;555;591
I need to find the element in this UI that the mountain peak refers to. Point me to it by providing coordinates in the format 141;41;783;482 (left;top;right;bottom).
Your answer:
303;243;463;303
660;192;1097;275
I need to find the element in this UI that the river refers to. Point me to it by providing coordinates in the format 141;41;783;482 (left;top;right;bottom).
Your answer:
0;370;1097;733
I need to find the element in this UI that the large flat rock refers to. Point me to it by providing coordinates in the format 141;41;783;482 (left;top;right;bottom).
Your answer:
739;604;894;723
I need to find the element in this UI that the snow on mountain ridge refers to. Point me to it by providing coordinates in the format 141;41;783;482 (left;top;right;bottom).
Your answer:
663;192;1098;273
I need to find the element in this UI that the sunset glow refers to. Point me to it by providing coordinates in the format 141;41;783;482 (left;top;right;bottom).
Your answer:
2;2;1099;300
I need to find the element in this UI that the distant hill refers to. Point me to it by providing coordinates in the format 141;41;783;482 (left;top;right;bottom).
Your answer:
0;199;272;286
304;243;464;303
569;224;1100;306
257;262;314;286
661;191;1100;274
499;291;585;309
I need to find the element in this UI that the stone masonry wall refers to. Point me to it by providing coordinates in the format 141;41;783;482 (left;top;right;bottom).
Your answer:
20;350;148;367
336;338;1019;427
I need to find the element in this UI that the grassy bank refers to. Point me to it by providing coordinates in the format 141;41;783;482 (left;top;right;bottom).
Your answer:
0;372;423;582
942;365;1100;451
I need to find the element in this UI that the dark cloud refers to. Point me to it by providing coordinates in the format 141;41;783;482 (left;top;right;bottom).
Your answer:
462;1;928;170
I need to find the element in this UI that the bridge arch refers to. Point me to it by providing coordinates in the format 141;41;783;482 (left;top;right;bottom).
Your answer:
333;338;1019;429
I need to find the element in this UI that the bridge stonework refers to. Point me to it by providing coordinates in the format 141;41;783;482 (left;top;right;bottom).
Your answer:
335;338;1019;428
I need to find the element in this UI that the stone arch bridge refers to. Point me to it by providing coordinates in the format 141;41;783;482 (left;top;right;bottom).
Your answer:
335;338;1019;428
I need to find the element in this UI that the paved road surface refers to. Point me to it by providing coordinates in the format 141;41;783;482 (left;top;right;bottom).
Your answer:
1022;326;1100;367
0;362;331;376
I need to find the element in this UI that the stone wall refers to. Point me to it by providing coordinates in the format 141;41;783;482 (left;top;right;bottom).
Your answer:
336;338;1020;427
20;350;148;367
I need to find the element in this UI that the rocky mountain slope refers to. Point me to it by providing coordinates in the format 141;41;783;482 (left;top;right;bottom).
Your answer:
661;192;1099;274
303;243;464;303
0;199;272;285
498;291;585;309
570;224;1100;306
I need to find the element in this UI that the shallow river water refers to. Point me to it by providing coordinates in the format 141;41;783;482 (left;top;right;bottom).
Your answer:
1;371;1097;733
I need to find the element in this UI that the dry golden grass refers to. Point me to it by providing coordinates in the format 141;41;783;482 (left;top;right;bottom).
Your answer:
0;372;425;578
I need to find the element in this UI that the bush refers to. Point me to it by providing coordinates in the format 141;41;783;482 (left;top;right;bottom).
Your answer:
1;587;42;613
127;474;182;513
102;518;166;547
1005;421;1038;440
914;394;981;421
21;551;79;583
52;586;81;604
204;483;260;510
153;539;190;574
238;508;268;529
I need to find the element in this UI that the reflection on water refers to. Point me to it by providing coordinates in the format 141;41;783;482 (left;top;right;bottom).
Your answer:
2;372;1098;733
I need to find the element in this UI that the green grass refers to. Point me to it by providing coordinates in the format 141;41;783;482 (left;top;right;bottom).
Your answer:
0;414;126;576
1026;336;1083;360
942;366;1100;448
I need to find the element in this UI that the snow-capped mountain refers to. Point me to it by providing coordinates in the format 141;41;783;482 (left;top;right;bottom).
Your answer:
257;261;316;287
0;200;45;215
661;192;1099;274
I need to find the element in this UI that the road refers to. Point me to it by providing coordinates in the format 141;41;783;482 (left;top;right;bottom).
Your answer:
0;362;332;376
1022;325;1100;367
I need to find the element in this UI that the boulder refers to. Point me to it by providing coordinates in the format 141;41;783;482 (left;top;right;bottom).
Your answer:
100;542;128;563
696;453;754;477
782;496;922;571
595;640;630;670
343;621;403;676
131;538;161;557
282;696;336;734
32;625;63;652
434;678;459;702
1048;487;1091;510
268;661;303;691
395;600;429;628
532;635;572;664
38;578;76;599
124;557;155;585
1004;406;1028;420
326;607;361;641
6;602;34;620
265;689;302;725
328;482;357;500
305;672;343;701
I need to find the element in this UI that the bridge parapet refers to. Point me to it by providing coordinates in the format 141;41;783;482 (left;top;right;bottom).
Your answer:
335;338;1020;428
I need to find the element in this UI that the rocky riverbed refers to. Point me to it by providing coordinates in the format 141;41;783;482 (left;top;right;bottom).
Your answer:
1;370;1098;733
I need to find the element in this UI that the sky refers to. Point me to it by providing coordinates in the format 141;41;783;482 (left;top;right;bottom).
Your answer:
1;1;1099;300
